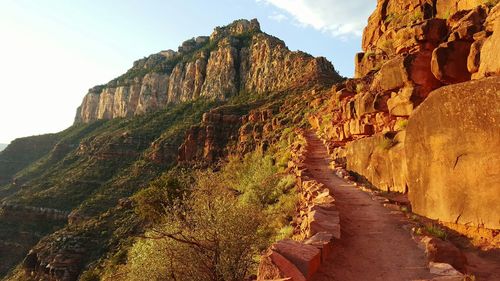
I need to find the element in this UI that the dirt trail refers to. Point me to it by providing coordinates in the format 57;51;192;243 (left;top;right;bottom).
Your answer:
304;132;436;281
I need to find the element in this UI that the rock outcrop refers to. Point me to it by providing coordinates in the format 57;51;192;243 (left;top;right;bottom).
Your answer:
74;19;339;123
406;77;500;229
178;109;241;163
310;0;500;236
344;131;408;193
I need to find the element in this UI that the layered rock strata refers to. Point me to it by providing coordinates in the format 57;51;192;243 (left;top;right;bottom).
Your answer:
74;19;339;123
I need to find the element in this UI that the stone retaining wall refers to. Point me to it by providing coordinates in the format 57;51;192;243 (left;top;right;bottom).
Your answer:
257;130;340;281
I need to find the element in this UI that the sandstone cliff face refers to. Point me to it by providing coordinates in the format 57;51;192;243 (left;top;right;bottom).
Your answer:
74;19;339;123
310;0;500;232
406;77;500;229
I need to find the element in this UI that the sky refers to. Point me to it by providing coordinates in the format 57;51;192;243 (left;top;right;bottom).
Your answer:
0;0;376;144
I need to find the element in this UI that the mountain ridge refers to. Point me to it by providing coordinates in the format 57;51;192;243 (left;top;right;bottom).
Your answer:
74;18;340;124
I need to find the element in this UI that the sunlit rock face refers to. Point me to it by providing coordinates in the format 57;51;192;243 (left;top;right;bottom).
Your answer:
74;19;340;124
310;0;500;232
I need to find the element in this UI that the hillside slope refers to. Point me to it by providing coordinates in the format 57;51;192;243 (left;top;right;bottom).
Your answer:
0;19;342;281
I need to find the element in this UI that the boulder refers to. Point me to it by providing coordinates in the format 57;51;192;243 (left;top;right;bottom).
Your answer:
421;236;467;271
371;56;408;92
271;239;321;279
475;4;500;78
307;208;341;239
393;19;448;54
304;232;334;263
372;53;441;99
467;37;486;74
345;132;408;193
448;5;488;41
257;249;306;281
428;262;463;277
354;52;388;78
436;0;485;19
431;40;472;84
406;77;500;229
387;87;414;116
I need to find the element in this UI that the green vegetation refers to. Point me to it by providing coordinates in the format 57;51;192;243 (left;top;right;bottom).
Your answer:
129;173;265;281
0;17;346;280
395;119;409;130
384;13;396;24
410;10;424;22
383;13;405;26
378;135;398;150
425;224;448;240
0;133;62;185
0;81;316;280
94;150;297;281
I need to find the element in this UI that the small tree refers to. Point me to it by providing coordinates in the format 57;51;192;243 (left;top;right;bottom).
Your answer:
129;171;264;281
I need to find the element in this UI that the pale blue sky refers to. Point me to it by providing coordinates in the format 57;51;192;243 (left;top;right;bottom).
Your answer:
0;0;376;144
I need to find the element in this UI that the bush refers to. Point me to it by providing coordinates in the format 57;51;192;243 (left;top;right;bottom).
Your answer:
127;171;264;281
124;151;298;280
133;170;191;223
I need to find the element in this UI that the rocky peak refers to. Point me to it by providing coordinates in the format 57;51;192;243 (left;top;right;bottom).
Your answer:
210;18;261;41
74;18;341;124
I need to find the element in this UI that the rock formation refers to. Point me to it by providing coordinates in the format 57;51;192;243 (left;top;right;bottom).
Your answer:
311;0;500;233
406;77;500;229
178;109;241;163
2;2;499;280
74;19;339;123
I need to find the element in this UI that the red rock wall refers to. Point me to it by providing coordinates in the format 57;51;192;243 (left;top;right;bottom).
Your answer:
312;0;500;232
177;110;241;163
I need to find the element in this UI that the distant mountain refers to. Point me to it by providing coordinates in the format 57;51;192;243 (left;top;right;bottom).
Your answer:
0;144;7;152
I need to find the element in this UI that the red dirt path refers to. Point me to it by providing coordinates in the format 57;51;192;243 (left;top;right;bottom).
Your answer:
304;132;436;281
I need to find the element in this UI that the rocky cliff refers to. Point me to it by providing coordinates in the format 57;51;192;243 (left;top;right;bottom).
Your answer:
2;4;499;280
310;0;500;232
74;19;339;123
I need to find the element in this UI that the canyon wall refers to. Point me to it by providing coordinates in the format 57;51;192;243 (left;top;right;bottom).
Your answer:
311;0;500;230
74;19;339;123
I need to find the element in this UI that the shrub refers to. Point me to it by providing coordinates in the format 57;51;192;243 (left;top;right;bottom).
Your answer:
133;170;191;223
395;119;409;130
127;171;265;281
425;224;448;240
79;271;100;281
125;151;298;280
